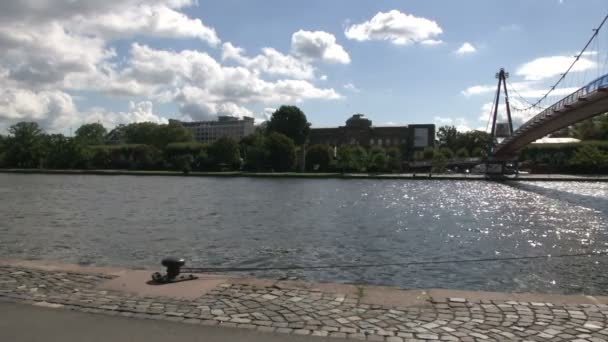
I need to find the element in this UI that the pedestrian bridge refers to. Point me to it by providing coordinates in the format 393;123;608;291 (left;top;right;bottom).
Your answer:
493;73;608;159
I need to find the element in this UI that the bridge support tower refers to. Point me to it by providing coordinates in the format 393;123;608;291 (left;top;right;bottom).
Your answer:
486;68;518;176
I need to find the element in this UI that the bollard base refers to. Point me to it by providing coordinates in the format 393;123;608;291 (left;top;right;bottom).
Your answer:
150;272;198;284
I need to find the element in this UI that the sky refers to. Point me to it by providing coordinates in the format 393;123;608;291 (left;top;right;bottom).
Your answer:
0;0;607;134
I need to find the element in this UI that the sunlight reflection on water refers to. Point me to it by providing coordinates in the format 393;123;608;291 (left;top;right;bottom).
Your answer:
0;174;606;294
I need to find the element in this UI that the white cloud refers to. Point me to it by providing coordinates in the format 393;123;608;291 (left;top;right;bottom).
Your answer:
0;0;344;129
0;87;81;132
221;42;314;80
421;39;443;46
455;42;476;55
320;75;328;81
291;30;350;64
477;97;538;128
433;116;473;132
124;44;340;119
84;101;168;128
344;83;360;92
462;81;579;99
69;3;220;45
516;54;596;81
0;87;167;133
461;85;495;97
344;10;443;46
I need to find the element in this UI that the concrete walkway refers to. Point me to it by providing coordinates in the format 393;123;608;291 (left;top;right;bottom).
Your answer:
0;302;345;342
1;260;608;341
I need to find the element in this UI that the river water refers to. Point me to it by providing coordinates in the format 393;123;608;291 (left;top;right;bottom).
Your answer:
0;174;606;295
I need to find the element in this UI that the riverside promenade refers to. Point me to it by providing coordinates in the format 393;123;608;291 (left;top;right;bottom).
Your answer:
1;260;608;341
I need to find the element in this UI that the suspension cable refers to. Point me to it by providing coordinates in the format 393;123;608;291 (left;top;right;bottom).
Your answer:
485;87;498;132
518;12;608;111
182;251;607;273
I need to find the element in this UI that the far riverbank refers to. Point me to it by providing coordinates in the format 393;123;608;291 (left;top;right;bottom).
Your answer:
1;168;607;182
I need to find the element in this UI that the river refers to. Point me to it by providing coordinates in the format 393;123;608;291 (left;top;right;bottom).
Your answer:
0;173;606;295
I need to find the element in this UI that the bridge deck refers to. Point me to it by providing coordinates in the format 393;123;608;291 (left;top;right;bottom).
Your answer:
494;73;608;159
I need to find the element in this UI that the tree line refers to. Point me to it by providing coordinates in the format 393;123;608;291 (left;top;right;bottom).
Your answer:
0;105;403;173
2;106;606;174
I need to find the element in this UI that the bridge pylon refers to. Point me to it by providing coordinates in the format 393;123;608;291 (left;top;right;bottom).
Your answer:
486;68;517;176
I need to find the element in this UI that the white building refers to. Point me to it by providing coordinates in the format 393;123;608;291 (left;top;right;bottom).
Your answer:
172;116;255;143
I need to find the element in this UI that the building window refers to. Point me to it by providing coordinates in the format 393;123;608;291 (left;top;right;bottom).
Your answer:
370;138;374;145
377;138;382;146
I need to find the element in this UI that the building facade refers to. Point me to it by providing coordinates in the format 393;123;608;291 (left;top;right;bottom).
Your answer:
172;116;255;143
309;114;435;156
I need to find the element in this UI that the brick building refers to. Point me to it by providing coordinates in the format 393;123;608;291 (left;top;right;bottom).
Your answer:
309;114;434;157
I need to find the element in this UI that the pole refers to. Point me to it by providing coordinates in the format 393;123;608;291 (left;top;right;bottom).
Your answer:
501;74;514;135
488;69;503;156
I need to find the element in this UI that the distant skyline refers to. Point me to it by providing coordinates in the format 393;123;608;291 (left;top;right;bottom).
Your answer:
0;0;606;134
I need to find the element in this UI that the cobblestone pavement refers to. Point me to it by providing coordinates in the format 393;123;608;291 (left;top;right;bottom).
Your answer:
1;266;608;341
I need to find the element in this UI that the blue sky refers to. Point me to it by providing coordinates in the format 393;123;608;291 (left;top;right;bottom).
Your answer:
0;0;606;133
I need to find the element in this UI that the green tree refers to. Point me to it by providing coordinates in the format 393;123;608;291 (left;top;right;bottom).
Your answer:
75;123;107;145
436;125;459;147
456;130;492;153
337;146;354;172
5;122;46;168
154;121;194;148
351;146;368;172
265;132;296;172
367;146;386;172
386;147;402;172
472;147;486;158
305;144;332;171
44;134;86;169
123;122;160;146
572;114;606;140
106;124;127;144
165;142;207;171
208;137;240;169
0;134;7;167
432;151;448;173
266;106;311;145
422;146;435;160
455;147;470;158
439;147;454;159
369;153;387;173
568;145;608;172
240;133;268;171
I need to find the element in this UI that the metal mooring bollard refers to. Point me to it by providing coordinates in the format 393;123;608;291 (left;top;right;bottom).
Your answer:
151;257;197;284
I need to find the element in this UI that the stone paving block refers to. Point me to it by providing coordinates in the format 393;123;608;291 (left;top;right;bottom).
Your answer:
2;266;608;342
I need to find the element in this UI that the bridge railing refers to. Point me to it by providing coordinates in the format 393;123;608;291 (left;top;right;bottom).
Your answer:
497;73;608;151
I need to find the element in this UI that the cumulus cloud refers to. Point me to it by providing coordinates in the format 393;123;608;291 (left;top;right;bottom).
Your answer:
123;44;340;119
0;87;83;133
84;101;168;128
291;30;351;64
433;116;473;132
461;81;578;99
455;42;476;55
421;39;443;46
0;0;344;129
477;98;539;128
221;42;314;79
69;3;220;45
0;87;167;133
343;83;360;92
344;10;442;46
516;54;596;81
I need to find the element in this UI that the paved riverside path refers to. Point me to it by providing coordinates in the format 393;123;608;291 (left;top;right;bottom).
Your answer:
0;301;346;342
1;261;608;341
